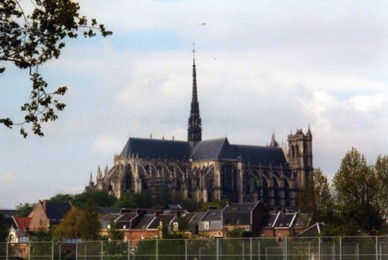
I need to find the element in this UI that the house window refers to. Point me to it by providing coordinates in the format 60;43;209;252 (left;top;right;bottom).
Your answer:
204;221;209;230
173;222;179;231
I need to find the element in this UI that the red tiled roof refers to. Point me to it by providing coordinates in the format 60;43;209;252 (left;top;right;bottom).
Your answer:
14;216;31;231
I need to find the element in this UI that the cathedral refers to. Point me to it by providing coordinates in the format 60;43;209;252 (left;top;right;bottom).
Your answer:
86;53;313;210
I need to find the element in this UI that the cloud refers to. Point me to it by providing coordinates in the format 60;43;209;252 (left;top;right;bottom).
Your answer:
348;93;387;112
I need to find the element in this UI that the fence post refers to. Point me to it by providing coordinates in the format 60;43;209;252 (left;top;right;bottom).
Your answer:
52;241;54;260
28;241;31;260
339;236;342;260
376;236;378;260
127;240;131;260
185;239;188;260
216;239;219;260
250;238;252;260
6;242;8;260
156;238;158;260
242;239;245;259
318;237;321;260
101;240;103;260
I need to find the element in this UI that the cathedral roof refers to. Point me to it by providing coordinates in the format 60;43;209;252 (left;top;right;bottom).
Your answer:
192;138;234;160
120;137;192;160
232;144;287;166
120;136;288;166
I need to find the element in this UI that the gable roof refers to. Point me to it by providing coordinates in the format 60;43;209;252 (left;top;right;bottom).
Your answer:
13;216;31;231
223;202;261;225
192;138;234;160
42;201;71;224
295;222;325;237
120;138;192;160
232;145;287;165
119;137;288;166
132;214;156;230
201;209;222;222
261;213;279;228
273;212;297;228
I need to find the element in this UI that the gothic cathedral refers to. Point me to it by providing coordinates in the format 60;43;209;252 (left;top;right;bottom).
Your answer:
86;53;313;210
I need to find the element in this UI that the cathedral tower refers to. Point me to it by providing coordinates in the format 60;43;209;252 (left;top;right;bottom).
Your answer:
187;48;202;142
287;127;313;188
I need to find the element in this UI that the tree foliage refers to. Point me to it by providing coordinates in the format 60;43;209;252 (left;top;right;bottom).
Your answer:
79;199;101;240
332;147;383;235
375;155;388;219
16;203;35;217
73;191;117;208
54;207;82;239
49;193;74;203
0;0;112;137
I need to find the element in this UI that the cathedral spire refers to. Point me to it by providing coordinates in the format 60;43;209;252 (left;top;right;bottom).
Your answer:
187;45;202;142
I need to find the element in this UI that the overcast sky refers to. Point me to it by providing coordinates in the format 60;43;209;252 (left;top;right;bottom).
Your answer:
1;0;387;209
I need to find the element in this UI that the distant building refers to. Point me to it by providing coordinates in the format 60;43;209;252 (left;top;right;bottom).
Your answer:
28;200;72;232
86;51;313;210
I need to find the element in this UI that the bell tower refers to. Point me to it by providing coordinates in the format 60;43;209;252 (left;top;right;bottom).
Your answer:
287;127;313;188
187;47;202;142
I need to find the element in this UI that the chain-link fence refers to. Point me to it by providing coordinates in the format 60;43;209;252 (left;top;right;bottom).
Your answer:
1;236;388;259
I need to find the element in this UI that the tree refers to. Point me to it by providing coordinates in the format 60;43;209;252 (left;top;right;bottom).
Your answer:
332;148;383;235
73;191;116;208
112;192;138;208
375;155;388;220
106;221;124;241
0;0;112;137
49;193;74;203
30;227;53;241
16;203;35;217
311;168;334;222
53;207;82;239
79;199;101;240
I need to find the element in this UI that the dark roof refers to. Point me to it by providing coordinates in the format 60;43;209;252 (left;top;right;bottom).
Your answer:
273;212;297;228
192;138;234;160
120;138;192;160
148;214;175;229
96;207;121;215
223;202;257;214
132;214;155;229
223;202;260;225
116;212;137;222
189;212;206;225
232;145;287;165
0;209;17;218
261;213;278;228
201;209;222;222
43;201;71;224
296;222;325;237
119;137;288;166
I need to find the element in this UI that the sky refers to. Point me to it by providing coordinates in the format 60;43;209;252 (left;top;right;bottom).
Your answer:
1;0;387;209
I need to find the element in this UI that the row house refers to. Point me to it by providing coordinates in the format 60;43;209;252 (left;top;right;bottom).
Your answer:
260;210;309;239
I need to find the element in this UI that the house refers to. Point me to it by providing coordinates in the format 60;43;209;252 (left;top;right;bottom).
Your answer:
188;211;207;235
259;210;298;239
198;208;223;238
222;201;267;237
8;216;31;243
29;200;72;232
